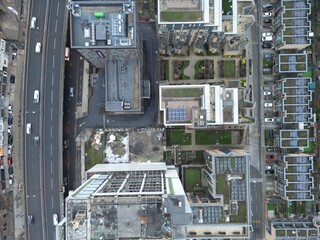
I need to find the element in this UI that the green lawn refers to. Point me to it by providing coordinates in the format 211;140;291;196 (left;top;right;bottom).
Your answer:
160;11;203;22
85;142;104;170
230;201;247;223
302;70;312;77
162;87;204;98
264;130;275;146
268;203;275;211
216;175;230;204
304;141;315;154
185;168;201;192
222;0;233;15
224;60;236;77
169;129;192;145
195;130;232;145
180;61;190;80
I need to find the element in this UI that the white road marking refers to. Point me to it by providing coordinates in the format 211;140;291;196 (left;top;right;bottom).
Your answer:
52;55;55;68
51;160;53;174
51;108;53;121
53;38;56;50
50;125;53;139
51;72;54;86
50;143;53;155
67;151;69;159
51;196;54;208
51;90;53;103
56;2;60;16
55;20;57;32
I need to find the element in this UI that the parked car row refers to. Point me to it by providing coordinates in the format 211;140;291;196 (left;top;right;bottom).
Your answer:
7;104;13;185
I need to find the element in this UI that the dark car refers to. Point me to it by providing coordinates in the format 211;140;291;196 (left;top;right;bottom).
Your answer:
8;155;12;165
10;75;15;83
265;169;275;175
262;43;272;49
263;18;272;24
263;3;273;10
8;115;13;125
269;129;274;138
28;215;34;225
8;134;13;145
266;147;275;152
8;165;13;175
266;154;275;159
263;24;273;29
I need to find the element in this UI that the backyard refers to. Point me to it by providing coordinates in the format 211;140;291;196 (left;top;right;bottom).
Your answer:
167;128;192;145
195;130;232;145
185;168;201;192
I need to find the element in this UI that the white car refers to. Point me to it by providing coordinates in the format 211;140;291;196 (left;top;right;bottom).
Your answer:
265;118;274;123
262;32;273;37
31;17;37;28
264;91;272;96
264;102;273;108
261;36;273;42
34;90;39;103
8;104;13;114
35;42;41;53
263;12;272;17
26;123;32;135
53;214;58;226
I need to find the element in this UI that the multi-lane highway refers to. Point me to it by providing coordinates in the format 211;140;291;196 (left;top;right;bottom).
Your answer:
25;0;66;239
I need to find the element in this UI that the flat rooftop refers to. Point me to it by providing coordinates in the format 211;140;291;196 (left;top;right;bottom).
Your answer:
70;1;136;48
279;129;309;148
276;53;308;73
159;85;238;127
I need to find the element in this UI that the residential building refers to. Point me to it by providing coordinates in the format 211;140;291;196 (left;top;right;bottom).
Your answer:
279;129;309;149
159;84;239;127
266;219;320;240
157;0;238;54
275;154;314;202
65;163;192;239
274;53;308;74
273;0;312;50
69;1;149;113
0;209;8;239
0;39;8;80
274;77;313;123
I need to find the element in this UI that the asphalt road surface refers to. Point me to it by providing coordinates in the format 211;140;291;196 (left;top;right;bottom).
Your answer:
25;0;66;239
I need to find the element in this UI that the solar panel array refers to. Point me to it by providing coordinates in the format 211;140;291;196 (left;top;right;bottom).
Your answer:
231;180;246;201
167;108;187;122
293;1;307;8
215;157;246;174
293;9;307;17
192;207;223;224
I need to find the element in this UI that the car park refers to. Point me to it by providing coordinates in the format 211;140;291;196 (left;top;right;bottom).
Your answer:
263;3;273;10
265;169;275;175
26;123;32;134
262;43;272;48
7;126;12;134
8;115;13;125
264;102;273;108
34;90;39;103
8;104;13;114
10;75;15;83
8;134;13;145
266;147;275;152
35;42;41;53
8;145;12;155
266;154;275;159
263;11;272;17
262;32;273;37
8;165;13;175
263;18;272;24
265;118;274;123
8;155;12;165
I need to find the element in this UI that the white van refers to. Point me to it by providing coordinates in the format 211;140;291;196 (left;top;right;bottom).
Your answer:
31;17;37;28
34;90;39;103
35;42;41;53
261;36;273;42
53;214;58;226
26;123;32;135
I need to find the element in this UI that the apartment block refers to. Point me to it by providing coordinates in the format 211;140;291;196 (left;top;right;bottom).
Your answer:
275;154;314;202
159;84;239;127
274;53;308;74
157;0;238;54
279;130;309;149
69;1;149;113
274;77;313;123
273;0;312;50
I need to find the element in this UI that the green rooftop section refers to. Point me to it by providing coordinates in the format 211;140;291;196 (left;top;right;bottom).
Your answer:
162;87;204;98
303;141;315;154
224;60;236;78
185;168;201;192
230;201;247;223
85;141;104;170
268;203;275;211
167;128;192;145
167;178;175;194
160;11;203;22
216;175;230;204
195;130;232;145
302;70;312;77
222;0;233;16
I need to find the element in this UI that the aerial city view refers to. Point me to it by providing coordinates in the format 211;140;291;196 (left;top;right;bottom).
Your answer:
0;0;320;239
